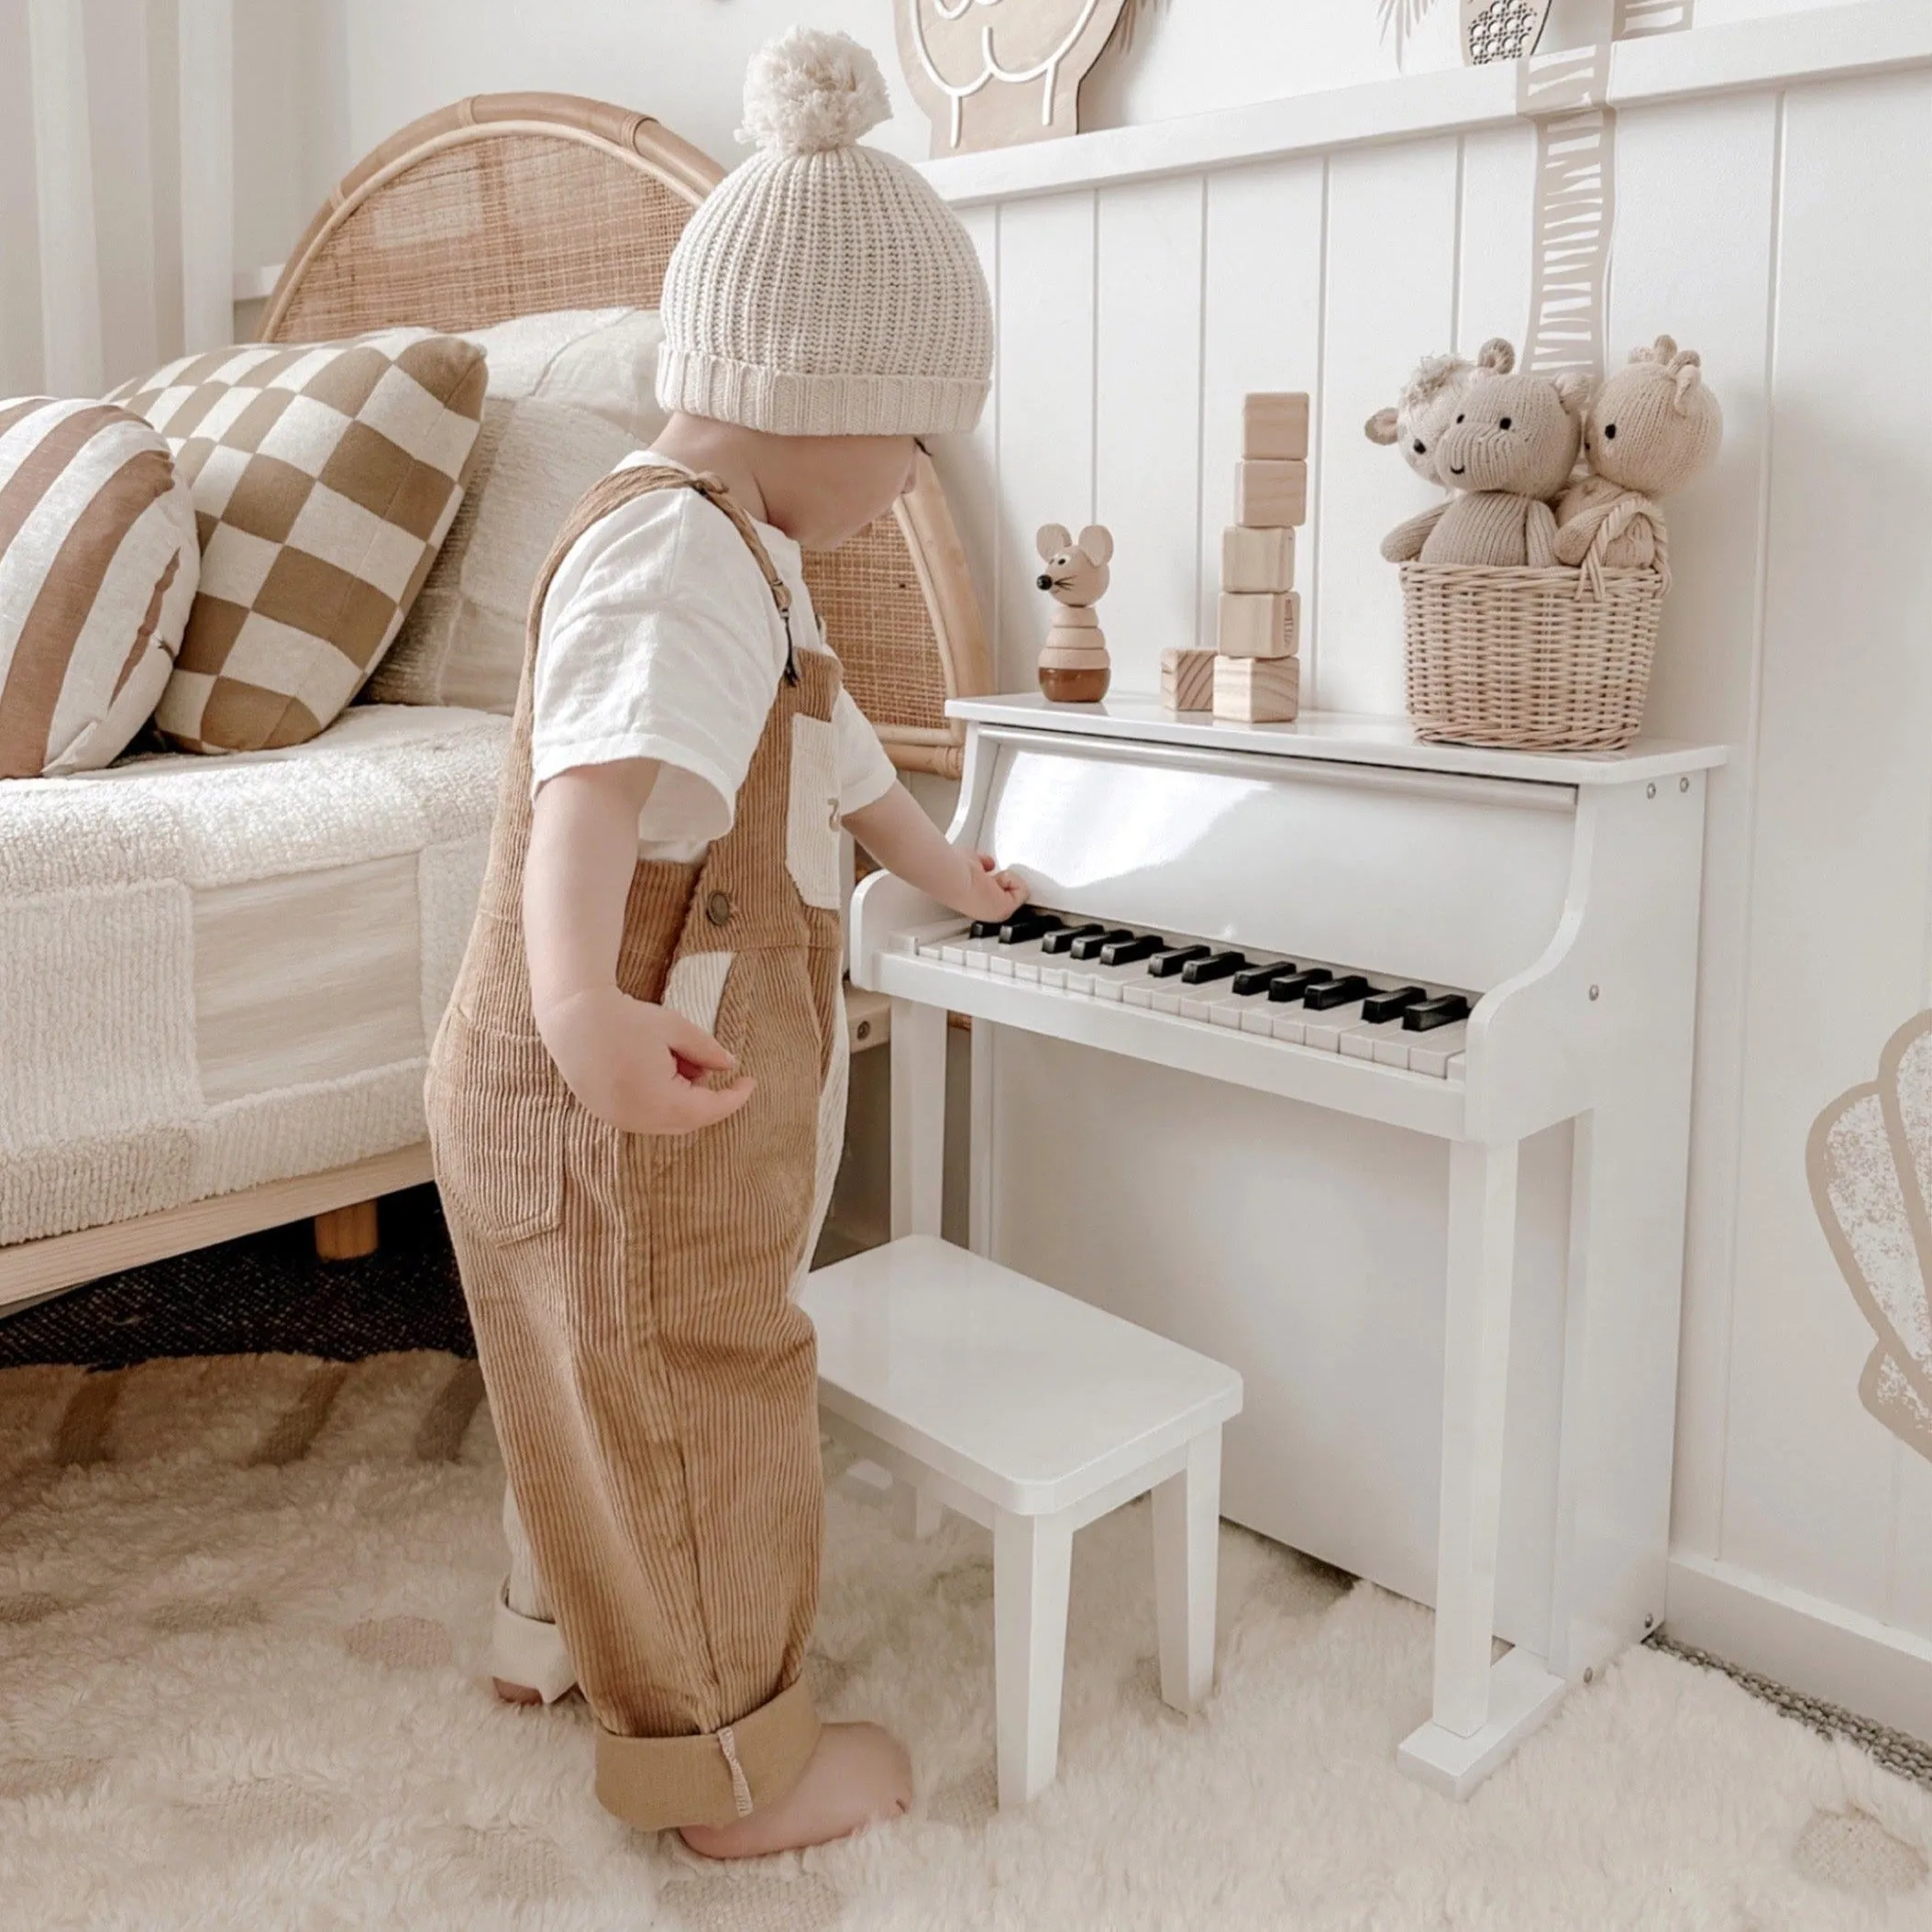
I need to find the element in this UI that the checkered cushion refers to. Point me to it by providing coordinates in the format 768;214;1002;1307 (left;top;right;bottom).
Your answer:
109;330;486;752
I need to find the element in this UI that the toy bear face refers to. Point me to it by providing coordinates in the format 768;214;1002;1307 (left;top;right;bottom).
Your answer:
1582;336;1723;497
1365;338;1514;485
1035;523;1114;608
1436;367;1589;502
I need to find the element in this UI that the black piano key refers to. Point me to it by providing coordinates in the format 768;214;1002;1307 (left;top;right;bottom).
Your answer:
1231;961;1296;996
1099;932;1164;966
1267;967;1333;1004
1361;985;1429;1024
1181;950;1249;985
1070;926;1133;960
1041;922;1107;955
969;919;1003;938
998;912;1062;944
1403;993;1473;1032
1303;975;1371;1010
1147;944;1212;979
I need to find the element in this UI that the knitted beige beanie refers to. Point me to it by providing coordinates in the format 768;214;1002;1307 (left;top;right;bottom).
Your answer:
656;28;992;437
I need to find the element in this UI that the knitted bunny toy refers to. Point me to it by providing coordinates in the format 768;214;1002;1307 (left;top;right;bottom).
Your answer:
1553;336;1722;581
1380;360;1592;568
1364;337;1514;486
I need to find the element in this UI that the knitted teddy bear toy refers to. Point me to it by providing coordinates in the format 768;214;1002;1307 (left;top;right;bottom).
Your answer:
1363;337;1514;486
1380;358;1592;568
1553;336;1722;581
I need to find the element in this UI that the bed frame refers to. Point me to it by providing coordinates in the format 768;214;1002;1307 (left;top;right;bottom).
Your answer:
0;94;981;1314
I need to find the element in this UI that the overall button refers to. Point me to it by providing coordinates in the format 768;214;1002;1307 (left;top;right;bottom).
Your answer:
705;890;732;927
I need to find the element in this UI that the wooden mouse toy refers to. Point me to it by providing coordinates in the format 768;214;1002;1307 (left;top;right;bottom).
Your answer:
1035;522;1114;702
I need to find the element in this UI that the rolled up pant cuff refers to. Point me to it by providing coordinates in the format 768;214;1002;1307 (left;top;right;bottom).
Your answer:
593;1678;821;1832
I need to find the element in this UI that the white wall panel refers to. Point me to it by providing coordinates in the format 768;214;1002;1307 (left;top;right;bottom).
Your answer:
1093;174;1205;692
1197;159;1326;674
1606;90;1781;1560
928;202;1000;676
1720;68;1932;1621
1314;137;1460;716
1454;123;1537;357
993;192;1097;691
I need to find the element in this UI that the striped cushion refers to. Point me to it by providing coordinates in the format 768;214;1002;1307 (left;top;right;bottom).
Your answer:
109;330;486;753
0;398;199;779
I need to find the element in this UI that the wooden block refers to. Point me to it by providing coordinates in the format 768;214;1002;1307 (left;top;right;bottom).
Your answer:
1222;524;1295;593
1217;590;1299;659
1161;646;1216;712
1235;458;1308;528
1213;653;1299;723
1242;392;1310;461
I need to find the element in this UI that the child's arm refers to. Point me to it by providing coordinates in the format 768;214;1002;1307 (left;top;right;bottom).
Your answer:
843;780;1029;924
524;759;756;1134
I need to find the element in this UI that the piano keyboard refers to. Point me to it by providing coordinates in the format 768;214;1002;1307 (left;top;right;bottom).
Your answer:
898;911;1472;1079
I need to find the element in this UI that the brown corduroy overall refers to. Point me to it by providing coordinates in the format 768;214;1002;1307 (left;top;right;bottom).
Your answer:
425;466;847;1833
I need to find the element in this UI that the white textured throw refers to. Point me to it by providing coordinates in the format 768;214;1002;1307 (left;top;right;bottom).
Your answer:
0;703;507;1247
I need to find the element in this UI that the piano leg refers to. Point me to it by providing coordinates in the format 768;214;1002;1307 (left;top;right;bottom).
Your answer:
890;997;947;1239
1398;1136;1566;1798
968;1017;994;1255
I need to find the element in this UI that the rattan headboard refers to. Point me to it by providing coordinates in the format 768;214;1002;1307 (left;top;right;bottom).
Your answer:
259;93;988;777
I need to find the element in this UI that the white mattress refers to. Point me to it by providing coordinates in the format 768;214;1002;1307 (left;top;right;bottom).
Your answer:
0;704;509;1248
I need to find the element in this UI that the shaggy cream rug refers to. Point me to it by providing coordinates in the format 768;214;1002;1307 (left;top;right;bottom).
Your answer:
3;1351;1931;1931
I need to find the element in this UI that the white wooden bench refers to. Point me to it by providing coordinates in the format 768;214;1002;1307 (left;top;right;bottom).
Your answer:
801;1234;1244;1807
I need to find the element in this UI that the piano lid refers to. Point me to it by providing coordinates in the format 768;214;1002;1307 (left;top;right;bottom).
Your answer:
947;693;1728;789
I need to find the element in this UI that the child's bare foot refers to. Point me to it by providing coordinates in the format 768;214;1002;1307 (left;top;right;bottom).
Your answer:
492;1677;544;1706
679;1722;912;1860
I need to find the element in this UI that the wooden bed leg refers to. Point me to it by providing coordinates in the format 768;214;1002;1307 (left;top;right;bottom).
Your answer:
314;1199;379;1262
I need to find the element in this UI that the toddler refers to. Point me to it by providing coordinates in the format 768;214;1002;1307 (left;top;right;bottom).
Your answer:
425;29;1022;1858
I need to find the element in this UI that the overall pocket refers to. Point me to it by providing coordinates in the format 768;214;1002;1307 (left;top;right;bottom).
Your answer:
425;1010;566;1244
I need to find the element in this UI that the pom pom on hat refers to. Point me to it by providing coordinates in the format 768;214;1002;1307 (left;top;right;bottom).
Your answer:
739;27;891;154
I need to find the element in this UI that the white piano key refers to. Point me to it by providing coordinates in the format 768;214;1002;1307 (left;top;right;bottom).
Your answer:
1446;1053;1467;1080
1040;966;1067;989
1342;1014;1415;1062
1150;986;1185;1015
939;941;969;966
1063;966;1096;996
1239;1005;1275;1035
989;949;1017;977
1303;1000;1371;1054
1122;979;1156;1009
1372;1034;1414;1070
1178;992;1220;1022
1407;1021;1469;1078
1270;1008;1307;1044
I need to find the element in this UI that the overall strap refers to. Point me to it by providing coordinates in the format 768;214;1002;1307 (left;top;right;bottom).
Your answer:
523;464;797;688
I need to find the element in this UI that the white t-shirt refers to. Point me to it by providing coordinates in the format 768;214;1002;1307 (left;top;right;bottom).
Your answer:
530;454;898;860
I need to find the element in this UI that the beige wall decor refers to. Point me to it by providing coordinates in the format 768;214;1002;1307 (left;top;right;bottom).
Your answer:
897;0;1131;157
1808;1010;1932;1464
1460;0;1551;64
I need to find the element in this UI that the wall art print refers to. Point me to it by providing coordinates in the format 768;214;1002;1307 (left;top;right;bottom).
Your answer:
896;0;1130;156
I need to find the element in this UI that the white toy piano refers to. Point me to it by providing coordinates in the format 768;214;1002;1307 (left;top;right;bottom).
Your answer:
851;691;1726;1798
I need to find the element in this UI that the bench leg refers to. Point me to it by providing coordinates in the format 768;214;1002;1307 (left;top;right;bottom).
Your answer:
1153;1429;1221;1714
314;1198;378;1261
892;1478;944;1541
993;1510;1073;1808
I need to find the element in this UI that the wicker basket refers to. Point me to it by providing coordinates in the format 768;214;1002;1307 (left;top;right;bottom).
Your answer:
1400;560;1664;751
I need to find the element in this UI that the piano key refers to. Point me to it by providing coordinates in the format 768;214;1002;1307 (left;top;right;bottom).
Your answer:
1361;985;1428;1024
1446;1053;1467;1081
1181;950;1248;985
1099;932;1164;966
1404;993;1473;1032
1039;965;1067;988
1231;960;1295;996
1151;985;1187;1014
1041;922;1107;955
1408;1022;1468;1077
1269;1006;1307;1044
969;918;1003;938
1303;975;1372;1011
1342;1018;1411;1062
1148;944;1212;979
999;912;1062;944
1240;1004;1277;1035
1181;988;1243;1023
1071;926;1134;960
1303;1000;1372;1052
1268;967;1333;1004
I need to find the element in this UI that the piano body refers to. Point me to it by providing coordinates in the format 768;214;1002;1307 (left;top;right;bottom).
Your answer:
850;692;1726;1796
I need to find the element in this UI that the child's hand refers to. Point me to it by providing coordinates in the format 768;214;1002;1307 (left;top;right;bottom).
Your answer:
538;986;755;1135
954;852;1028;925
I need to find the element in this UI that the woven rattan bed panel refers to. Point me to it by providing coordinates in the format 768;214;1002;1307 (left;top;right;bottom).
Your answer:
259;94;988;776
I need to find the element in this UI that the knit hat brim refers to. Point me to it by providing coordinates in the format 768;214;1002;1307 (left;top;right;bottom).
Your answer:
656;346;988;438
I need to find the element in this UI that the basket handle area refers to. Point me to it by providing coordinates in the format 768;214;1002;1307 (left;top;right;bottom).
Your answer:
1577;493;1672;601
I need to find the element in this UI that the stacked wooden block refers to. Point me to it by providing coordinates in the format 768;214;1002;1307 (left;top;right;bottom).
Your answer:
1162;392;1309;723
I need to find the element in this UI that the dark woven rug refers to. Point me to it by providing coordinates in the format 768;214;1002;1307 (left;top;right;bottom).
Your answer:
0;1185;474;1370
